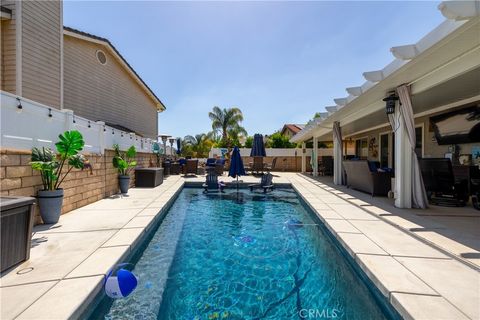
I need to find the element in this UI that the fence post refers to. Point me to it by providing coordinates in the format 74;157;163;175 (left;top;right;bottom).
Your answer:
129;133;135;147
96;121;106;154
62;109;74;131
146;138;151;153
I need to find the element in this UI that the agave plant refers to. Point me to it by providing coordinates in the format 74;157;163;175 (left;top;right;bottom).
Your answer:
112;144;137;175
31;130;86;190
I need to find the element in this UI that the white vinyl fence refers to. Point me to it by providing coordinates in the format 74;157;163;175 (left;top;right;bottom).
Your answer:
1;91;156;154
209;147;334;158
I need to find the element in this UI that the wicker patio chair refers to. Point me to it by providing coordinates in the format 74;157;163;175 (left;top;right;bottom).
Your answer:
184;159;198;177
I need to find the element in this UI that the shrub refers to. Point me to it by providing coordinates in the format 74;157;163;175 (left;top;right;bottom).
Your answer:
112;144;137;175
31;130;86;190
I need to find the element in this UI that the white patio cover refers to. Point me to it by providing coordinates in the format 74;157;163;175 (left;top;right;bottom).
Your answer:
333;121;343;185
396;85;429;209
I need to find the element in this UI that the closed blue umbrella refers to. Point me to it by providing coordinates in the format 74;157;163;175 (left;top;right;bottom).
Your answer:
176;138;181;155
250;134;266;157
229;146;246;178
229;146;245;194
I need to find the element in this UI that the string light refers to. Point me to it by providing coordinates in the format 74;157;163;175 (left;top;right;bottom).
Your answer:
16;97;23;112
73;115;76;123
88;121;91;128
48;108;53;118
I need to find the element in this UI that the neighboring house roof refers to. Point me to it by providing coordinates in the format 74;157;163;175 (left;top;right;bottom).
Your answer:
281;124;305;135
63;26;166;112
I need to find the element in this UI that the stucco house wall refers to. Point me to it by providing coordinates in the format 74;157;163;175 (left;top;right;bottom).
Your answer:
63;35;159;138
0;1;62;108
21;1;62;108
346;103;480;164
1;0;17;94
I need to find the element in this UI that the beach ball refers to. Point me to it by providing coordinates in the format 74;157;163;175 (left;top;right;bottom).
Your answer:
104;265;138;299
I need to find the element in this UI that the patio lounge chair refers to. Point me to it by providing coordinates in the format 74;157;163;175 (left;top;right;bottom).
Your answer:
265;157;277;172
419;158;468;206
214;164;224;176
249;173;274;193
249;157;265;175
318;156;333;176
203;173;226;193
184;159;198;177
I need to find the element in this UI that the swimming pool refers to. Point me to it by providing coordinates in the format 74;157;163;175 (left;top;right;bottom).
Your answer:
88;188;396;319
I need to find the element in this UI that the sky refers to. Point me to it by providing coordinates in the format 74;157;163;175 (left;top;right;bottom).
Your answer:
63;1;444;139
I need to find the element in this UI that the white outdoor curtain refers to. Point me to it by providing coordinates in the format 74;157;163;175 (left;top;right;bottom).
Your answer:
310;149;316;172
396;85;429;209
333;121;343;185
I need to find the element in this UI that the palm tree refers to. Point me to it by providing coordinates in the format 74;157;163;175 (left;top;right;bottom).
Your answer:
206;130;221;144
183;134;213;158
227;126;248;146
208;106;246;142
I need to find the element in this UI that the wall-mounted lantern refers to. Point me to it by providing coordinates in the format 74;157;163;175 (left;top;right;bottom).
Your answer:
382;92;399;115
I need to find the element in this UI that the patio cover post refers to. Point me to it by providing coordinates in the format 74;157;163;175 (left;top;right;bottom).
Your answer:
313;136;318;177
301;142;306;173
333;121;343;185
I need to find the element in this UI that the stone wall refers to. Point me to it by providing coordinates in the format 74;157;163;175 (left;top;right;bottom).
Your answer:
0;148;157;224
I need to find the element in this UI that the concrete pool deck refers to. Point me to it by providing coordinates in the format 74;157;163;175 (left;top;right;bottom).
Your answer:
1;173;478;319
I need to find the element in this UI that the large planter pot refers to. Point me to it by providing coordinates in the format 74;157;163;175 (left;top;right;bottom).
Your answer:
37;189;64;224
118;175;130;194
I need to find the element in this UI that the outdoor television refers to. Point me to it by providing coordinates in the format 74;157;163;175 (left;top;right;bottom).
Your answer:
430;105;480;145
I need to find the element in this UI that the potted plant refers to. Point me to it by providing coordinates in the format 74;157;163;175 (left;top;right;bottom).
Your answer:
30;130;85;224
112;144;137;194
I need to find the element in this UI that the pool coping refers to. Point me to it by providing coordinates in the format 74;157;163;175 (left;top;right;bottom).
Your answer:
80;181;187;319
0;177;186;320
2;173;478;319
288;174;478;320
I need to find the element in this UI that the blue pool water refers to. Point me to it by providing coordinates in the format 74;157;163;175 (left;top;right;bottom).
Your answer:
89;188;393;320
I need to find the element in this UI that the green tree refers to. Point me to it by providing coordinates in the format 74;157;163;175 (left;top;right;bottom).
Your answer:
313;112;322;119
267;132;296;148
244;136;254;148
208;106;247;147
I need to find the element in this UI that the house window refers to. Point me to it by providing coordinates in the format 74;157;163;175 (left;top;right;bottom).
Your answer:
415;126;423;158
380;133;389;168
96;50;107;65
355;138;368;159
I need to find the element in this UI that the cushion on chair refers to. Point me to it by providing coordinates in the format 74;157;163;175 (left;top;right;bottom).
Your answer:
206;158;216;166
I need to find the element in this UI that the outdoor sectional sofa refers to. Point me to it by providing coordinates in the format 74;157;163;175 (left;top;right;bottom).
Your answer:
343;160;393;196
